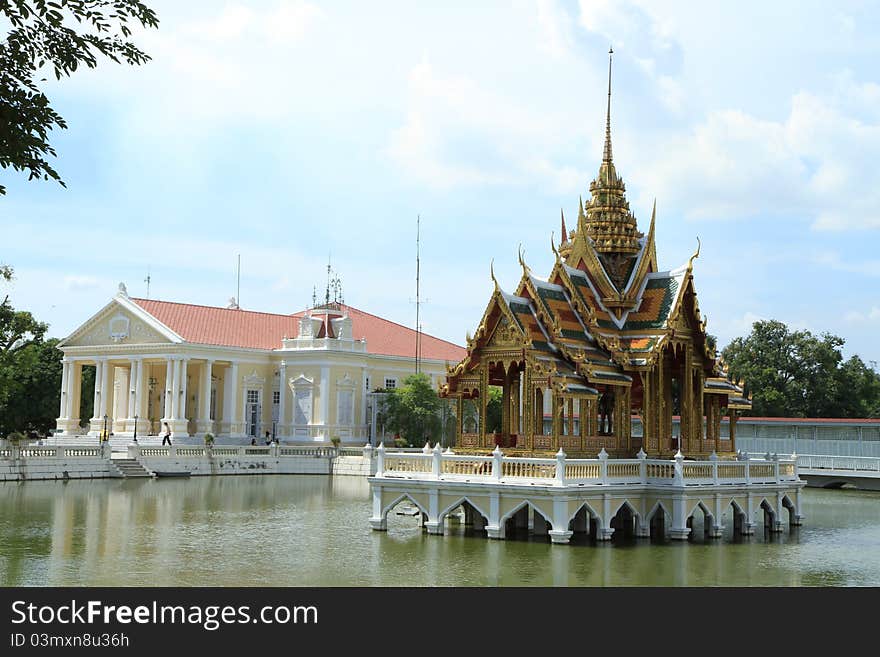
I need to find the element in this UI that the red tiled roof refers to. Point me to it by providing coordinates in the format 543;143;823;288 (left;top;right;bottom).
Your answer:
131;298;466;361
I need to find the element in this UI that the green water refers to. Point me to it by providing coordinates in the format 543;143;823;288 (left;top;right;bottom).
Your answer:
1;476;878;586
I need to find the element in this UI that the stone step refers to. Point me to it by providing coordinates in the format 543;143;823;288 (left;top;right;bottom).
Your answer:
111;459;153;478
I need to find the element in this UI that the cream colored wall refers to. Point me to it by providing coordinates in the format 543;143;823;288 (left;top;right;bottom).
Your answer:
63;305;172;348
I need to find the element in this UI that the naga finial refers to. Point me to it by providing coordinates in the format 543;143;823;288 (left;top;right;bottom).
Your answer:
688;236;701;270
490;258;499;291
518;243;530;275
550;231;559;259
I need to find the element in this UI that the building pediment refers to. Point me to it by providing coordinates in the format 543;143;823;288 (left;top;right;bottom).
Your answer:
58;295;182;349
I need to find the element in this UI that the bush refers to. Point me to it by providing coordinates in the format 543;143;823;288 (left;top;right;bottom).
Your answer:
204;433;215;445
393;437;408;448
6;431;26;444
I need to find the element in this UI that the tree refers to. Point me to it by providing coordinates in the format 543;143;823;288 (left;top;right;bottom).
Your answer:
485;386;502;433
0;336;62;436
1;0;159;195
722;319;880;418
378;373;441;446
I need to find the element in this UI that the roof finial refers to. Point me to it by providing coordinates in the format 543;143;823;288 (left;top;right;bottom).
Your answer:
603;46;614;164
550;231;559;259
490;258;499;291
518;243;530;275
560;208;568;243
687;236;701;270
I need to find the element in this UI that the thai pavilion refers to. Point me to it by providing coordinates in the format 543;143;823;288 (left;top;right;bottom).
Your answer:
441;53;750;459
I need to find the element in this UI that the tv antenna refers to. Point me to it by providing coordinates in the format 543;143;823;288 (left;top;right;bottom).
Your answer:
144;267;151;299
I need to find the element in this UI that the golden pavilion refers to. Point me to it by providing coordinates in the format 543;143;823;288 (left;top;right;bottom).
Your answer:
441;51;750;458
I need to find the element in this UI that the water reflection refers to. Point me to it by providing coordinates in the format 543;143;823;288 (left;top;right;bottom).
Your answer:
1;478;879;586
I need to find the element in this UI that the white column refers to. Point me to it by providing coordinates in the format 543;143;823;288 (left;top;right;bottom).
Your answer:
133;358;144;421
59;359;70;418
199;360;213;429
320;365;330;427
91;360;103;420
180;358;189;424
99;358;111;418
162;358;173;420
226;361;240;433
127;359;139;420
278;360;287;436
170;357;181;419
64;359;78;418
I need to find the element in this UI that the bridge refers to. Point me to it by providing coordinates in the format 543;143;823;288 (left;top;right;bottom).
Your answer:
749;453;880;491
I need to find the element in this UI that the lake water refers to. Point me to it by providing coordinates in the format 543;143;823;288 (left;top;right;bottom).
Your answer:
1;475;879;586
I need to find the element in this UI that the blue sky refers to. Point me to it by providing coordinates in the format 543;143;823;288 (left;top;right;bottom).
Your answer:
2;0;879;365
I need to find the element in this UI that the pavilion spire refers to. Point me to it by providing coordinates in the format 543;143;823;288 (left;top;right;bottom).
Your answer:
603;46;614;164
560;208;568;243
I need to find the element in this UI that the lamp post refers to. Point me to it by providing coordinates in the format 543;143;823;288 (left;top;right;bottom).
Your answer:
102;414;108;442
133;415;138;443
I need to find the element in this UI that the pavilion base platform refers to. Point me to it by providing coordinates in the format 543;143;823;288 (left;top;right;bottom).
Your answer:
368;445;805;544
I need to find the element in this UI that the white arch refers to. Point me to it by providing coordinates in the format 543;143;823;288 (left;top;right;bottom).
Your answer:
499;499;553;526
566;500;601;526
611;498;643;525
687;499;713;521
645;500;670;523
438;495;489;523
380;493;429;521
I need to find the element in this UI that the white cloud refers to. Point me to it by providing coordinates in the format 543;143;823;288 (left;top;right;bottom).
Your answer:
845;307;880;323
63;275;100;291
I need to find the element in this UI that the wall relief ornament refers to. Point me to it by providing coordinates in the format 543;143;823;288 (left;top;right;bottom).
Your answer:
108;314;130;343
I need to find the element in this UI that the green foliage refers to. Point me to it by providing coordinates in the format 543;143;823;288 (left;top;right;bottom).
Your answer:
0;0;160;195
378;373;441;446
6;431;25;443
0;270;62;435
0;335;62;436
204;433;214;445
485;386;502;433
722;319;880;418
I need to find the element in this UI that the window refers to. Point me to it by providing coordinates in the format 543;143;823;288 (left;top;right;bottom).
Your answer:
384;378;397;390
365;376;370;391
273;390;280;404
247;390;259;404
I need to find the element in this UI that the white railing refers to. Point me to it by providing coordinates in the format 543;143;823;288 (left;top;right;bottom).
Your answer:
374;445;799;488
127;443;370;460
0;443;109;459
786;454;880;474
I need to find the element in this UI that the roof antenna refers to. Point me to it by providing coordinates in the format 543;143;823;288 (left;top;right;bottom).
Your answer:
144;267;151;299
325;253;331;306
416;214;421;374
236;254;241;309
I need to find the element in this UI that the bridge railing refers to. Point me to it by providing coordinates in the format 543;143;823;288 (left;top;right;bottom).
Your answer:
781;453;880;473
127;443;355;460
374;444;799;488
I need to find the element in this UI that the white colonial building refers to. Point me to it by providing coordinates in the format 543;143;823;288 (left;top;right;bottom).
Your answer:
54;284;465;444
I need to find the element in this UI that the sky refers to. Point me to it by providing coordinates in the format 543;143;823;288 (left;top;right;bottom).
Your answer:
2;0;880;365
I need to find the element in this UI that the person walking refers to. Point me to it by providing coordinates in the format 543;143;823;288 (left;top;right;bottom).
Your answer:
161;422;172;446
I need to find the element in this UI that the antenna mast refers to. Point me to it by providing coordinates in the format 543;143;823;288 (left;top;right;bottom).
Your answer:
415;214;421;375
144;267;151;299
236;254;241;308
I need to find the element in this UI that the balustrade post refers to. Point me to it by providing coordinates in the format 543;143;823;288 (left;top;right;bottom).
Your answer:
432;443;442;479
555;448;566;486
56;446;66;459
673;450;684;486
598;447;608;484
492;445;503;481
637;448;647;484
169;443;177;458
744;456;751;485
127;443;139;459
774;455;780;484
709;450;718;484
376;443;385;476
